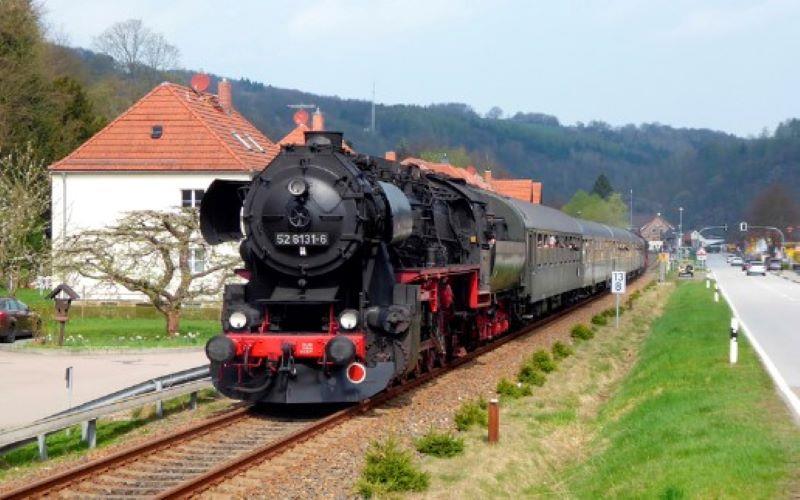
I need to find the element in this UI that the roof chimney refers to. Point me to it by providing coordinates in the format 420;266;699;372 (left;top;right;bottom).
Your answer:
484;170;493;183
218;78;232;114
312;107;324;131
385;151;397;161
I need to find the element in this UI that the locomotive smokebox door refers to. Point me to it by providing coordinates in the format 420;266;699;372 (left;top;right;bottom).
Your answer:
47;284;80;345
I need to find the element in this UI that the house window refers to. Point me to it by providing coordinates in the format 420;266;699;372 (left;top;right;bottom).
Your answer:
181;189;204;208
189;247;206;274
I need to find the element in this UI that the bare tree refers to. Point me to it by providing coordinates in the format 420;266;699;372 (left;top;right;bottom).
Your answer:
57;209;238;334
93;19;179;76
0;145;50;293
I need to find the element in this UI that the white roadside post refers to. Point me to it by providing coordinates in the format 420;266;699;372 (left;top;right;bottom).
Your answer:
714;291;719;302
611;271;626;328
706;279;710;288
730;317;739;364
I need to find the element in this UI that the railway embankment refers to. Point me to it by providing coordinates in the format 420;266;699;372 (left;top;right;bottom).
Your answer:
419;280;800;498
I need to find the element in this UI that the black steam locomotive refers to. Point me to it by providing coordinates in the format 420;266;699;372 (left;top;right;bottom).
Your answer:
201;132;646;404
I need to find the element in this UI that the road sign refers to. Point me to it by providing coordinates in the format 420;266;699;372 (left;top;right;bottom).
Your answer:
740;221;748;232
697;248;707;261
611;271;626;294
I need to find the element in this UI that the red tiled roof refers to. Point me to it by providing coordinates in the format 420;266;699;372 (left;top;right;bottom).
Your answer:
279;123;310;145
50;82;279;172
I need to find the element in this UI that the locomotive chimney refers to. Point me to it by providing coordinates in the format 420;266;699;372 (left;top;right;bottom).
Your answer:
385;151;397;161
305;131;343;149
312;107;325;130
218;78;232;114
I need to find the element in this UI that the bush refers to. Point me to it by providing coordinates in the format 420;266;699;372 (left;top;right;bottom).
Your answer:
415;430;465;457
357;438;429;498
571;323;595;340
601;308;616;318
454;398;488;431
529;349;557;373
591;314;608;326
552;341;574;360
497;377;532;399
518;363;547;386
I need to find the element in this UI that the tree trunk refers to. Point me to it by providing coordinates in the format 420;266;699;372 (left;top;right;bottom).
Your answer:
166;309;181;336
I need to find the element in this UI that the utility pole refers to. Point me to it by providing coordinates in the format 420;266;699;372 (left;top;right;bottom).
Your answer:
678;206;684;257
371;82;376;134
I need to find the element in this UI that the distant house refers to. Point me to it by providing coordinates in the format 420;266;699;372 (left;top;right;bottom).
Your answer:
49;79;278;300
638;214;675;251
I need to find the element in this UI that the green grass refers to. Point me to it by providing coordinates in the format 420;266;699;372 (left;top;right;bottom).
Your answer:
2;288;219;348
0;390;220;482
563;281;800;498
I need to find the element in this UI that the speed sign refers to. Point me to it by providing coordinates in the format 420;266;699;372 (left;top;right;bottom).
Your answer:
611;271;626;294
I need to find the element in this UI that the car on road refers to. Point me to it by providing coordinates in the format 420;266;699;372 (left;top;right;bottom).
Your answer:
730;256;744;267
0;297;41;342
767;259;783;271
746;261;767;276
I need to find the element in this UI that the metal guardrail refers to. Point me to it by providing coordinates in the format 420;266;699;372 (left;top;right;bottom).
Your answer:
0;366;213;459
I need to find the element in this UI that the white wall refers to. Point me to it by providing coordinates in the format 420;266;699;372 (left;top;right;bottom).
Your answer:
50;171;250;301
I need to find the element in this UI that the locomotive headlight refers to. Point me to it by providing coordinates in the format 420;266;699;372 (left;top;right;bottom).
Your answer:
338;309;359;330
287;177;308;197
228;311;248;330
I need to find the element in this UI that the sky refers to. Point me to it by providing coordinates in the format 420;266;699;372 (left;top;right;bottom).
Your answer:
40;0;800;137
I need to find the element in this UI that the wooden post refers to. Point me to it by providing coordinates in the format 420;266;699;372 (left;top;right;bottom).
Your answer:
57;321;66;347
190;391;198;410
488;398;499;444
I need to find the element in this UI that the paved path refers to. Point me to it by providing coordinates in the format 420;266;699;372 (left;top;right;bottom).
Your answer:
0;348;206;429
708;254;800;401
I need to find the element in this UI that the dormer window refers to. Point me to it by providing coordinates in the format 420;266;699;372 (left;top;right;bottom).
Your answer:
151;125;163;139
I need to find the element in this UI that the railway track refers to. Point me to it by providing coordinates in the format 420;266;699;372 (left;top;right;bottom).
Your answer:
1;278;643;499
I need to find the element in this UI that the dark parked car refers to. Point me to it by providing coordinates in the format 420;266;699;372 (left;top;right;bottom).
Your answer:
0;298;41;342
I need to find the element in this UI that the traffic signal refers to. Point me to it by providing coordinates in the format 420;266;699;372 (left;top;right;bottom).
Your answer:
739;222;747;232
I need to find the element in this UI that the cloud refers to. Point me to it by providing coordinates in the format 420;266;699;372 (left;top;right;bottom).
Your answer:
668;0;800;39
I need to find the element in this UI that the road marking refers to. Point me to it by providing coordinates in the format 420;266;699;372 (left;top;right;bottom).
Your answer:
715;279;800;424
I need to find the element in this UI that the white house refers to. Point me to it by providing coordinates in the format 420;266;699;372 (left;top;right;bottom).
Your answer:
49;79;280;301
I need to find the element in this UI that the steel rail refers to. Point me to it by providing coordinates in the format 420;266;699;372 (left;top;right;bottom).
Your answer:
0;406;251;500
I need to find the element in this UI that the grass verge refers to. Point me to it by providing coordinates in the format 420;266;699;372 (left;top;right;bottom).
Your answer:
419;280;800;499
561;281;800;498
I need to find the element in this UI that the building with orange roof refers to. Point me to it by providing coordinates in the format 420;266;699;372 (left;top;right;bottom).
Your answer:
50;78;277;300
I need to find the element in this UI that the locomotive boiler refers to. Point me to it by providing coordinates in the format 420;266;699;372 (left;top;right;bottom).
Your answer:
200;131;646;404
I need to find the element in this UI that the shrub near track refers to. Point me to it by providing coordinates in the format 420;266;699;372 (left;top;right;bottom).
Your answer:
565;281;800;498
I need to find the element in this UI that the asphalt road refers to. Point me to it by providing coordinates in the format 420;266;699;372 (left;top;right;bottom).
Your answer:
708;254;800;398
0;348;206;429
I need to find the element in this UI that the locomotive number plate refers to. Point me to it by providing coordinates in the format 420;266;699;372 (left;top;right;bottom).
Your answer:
275;232;330;246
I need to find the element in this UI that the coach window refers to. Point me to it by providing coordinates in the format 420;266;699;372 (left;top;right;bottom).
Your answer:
181;189;205;208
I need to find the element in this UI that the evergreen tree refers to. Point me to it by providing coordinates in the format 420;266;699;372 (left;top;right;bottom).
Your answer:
591;174;613;199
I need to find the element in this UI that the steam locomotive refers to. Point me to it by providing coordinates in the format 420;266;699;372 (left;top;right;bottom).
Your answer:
201;132;646;404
